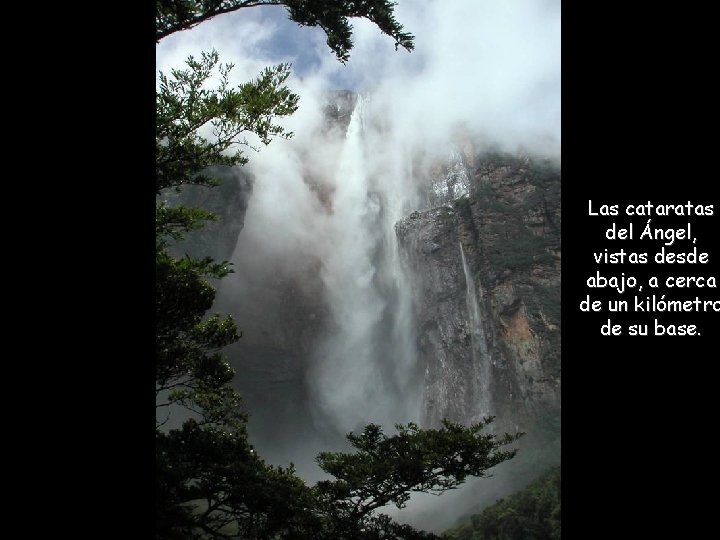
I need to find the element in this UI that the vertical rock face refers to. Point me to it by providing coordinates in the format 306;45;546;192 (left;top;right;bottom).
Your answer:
163;165;254;263
396;152;560;434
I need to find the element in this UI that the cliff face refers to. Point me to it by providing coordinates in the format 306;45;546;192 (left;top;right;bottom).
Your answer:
163;165;254;263
396;152;561;434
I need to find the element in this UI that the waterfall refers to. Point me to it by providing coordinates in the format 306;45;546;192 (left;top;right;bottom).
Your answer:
310;96;420;432
459;243;492;419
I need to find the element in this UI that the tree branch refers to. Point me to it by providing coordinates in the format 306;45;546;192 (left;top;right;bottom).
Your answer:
157;1;281;41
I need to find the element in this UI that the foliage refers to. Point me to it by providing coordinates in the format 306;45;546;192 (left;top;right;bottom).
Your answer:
158;418;522;539
156;0;415;62
157;419;323;539
155;52;299;426
157;50;298;195
315;419;523;536
155;248;241;430
156;42;300;539
443;467;561;540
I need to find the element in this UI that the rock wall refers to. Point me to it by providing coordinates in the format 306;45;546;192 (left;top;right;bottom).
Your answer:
163;165;254;263
396;152;561;434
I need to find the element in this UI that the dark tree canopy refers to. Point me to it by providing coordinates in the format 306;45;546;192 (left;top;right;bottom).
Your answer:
314;419;523;537
156;0;415;62
157;416;522;539
444;467;561;540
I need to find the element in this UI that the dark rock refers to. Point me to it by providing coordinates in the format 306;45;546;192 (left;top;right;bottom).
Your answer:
396;152;560;435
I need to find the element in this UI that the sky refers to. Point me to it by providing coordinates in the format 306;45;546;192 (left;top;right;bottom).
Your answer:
157;0;561;156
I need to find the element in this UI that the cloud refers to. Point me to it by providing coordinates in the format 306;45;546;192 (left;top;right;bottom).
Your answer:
158;1;560;155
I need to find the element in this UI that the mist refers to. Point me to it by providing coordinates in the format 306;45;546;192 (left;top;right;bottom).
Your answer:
157;0;560;532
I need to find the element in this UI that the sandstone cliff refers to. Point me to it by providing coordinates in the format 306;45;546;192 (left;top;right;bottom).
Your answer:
397;151;561;435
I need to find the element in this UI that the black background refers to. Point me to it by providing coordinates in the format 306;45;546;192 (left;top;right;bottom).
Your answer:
22;2;718;536
563;5;718;536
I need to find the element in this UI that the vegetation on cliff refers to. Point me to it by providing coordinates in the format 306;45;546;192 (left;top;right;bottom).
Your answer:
443;467;561;540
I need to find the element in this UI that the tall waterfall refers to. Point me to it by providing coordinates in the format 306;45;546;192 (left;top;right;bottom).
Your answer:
459;243;492;420
310;96;421;432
